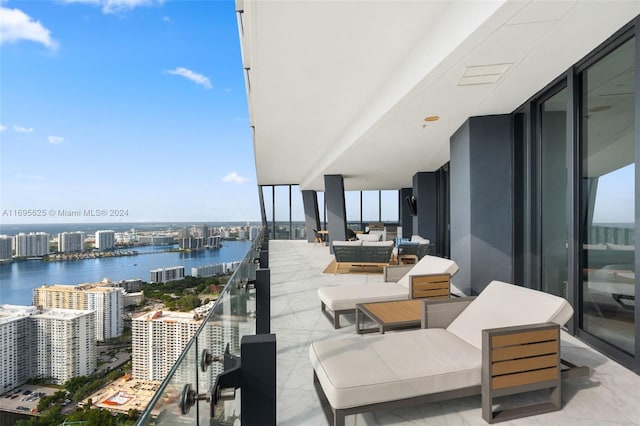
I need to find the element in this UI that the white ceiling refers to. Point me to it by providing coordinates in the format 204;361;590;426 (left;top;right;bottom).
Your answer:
239;0;640;191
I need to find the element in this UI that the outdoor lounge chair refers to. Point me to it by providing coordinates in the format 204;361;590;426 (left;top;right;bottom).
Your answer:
310;281;589;426
318;254;459;328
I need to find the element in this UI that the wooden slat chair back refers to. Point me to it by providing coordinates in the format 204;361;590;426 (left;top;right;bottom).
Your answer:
409;273;450;300
482;323;561;423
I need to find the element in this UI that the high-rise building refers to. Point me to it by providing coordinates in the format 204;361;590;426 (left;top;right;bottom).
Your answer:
33;283;123;341
149;266;185;283
0;235;13;261
14;232;50;257
249;226;260;241
0;305;96;388
58;231;86;253
95;230;115;250
131;310;237;382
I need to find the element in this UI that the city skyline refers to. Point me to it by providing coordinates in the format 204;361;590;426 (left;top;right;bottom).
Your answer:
0;0;261;224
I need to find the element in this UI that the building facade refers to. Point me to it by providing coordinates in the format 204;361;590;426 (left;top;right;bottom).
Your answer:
14;232;50;257
94;230;115;250
0;305;96;388
58;231;86;253
149;266;185;283
0;235;13;261
33;283;124;341
131;310;238;383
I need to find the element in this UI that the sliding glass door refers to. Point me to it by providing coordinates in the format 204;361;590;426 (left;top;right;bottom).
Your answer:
540;86;569;298
580;37;635;355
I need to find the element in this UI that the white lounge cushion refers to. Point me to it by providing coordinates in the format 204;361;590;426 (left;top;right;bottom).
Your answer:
318;283;407;311
446;280;574;350
396;255;459;289
357;233;382;242
309;328;481;409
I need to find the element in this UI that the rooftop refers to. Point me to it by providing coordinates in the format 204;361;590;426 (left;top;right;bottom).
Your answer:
132;310;201;324
269;240;640;425
0;305;92;322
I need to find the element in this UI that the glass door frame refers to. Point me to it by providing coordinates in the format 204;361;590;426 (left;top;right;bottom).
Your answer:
512;18;639;373
573;22;639;372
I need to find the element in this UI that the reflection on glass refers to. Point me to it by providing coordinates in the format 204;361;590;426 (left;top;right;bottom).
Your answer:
137;232;261;425
581;37;635;355
541;87;568;298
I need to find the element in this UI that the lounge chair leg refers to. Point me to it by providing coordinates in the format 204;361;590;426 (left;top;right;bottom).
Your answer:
321;302;340;329
315;371;344;426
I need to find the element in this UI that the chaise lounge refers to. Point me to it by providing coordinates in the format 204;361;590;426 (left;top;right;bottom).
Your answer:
310;281;589;425
319;254;459;328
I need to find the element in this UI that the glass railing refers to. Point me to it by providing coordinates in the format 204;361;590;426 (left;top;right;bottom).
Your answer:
136;229;265;425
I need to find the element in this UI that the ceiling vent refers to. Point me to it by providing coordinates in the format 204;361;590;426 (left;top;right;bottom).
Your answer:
458;63;513;86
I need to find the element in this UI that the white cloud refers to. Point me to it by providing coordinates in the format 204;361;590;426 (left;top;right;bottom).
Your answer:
162;16;171;23
48;135;64;144
0;7;58;50
0;124;6;132
62;0;164;15
13;125;34;133
223;172;249;184
167;67;212;89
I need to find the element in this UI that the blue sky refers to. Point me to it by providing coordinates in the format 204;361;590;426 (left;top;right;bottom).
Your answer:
0;0;260;224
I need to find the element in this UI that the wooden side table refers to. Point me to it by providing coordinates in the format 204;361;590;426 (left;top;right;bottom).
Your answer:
398;254;418;265
355;299;423;334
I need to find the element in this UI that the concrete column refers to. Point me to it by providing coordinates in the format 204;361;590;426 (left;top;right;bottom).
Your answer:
302;190;320;243
450;115;513;295
412;172;438;244
324;175;347;253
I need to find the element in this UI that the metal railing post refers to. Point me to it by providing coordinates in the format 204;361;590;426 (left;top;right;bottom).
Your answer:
255;268;270;334
241;333;276;425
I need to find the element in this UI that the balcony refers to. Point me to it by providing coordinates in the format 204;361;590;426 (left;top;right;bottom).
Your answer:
139;238;640;425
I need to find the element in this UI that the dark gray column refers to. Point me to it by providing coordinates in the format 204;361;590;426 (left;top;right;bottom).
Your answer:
399;188;414;239
302;190;320;243
450;115;513;295
324;175;347;253
412;172;438;244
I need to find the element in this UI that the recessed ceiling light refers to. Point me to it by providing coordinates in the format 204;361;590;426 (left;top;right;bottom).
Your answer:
424;116;439;122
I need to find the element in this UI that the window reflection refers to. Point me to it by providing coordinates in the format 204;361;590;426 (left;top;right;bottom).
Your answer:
581;37;635;355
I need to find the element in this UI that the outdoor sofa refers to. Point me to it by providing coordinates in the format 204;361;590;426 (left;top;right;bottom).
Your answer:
310;280;588;425
319;254;459;328
331;240;394;273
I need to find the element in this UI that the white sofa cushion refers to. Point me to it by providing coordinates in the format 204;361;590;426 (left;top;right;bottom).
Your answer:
309;328;481;409
396;255;459;289
318;283;407;311
362;240;394;247
357;233;382;242
332;240;362;246
446;280;574;350
410;235;430;244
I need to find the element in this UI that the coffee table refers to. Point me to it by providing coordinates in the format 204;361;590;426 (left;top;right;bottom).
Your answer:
355;299;423;334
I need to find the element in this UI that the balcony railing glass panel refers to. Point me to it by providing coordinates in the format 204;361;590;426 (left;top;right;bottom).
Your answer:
136;230;263;425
